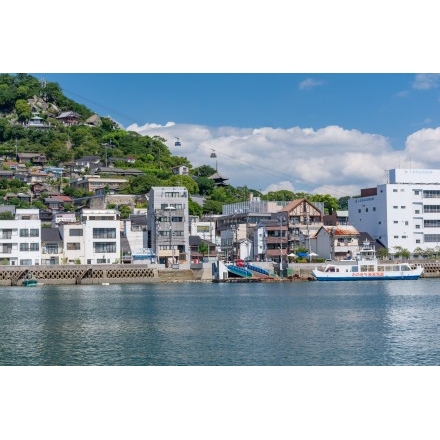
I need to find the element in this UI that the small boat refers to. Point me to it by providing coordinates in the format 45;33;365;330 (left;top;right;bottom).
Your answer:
22;278;38;287
311;240;424;281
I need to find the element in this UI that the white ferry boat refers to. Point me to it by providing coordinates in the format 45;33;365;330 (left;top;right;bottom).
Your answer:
311;240;424;281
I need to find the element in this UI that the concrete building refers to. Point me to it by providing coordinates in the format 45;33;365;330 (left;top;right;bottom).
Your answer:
69;175;128;193
147;186;189;266
59;209;121;264
0;208;41;266
41;228;63;265
123;214;151;263
313;225;360;260
348;168;440;254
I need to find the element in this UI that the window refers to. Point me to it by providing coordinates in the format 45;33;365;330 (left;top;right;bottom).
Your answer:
93;228;116;239
20;259;32;265
69;229;83;236
160;203;183;210
365;208;368;212
424;220;440;228
405;221;408;226
165;191;180;198
424;190;440;198
67;242;80;250
415;225;420;229
416;239;421;243
1;229;12;239
20;243;29;251
393;221;398;224
393;206;398;209
93;242;116;253
424;205;440;213
19;229;29;237
393;189;398;192
401;206;406;209
46;244;59;254
358;209;361;213
415;210;420;214
414;190;420;195
424;234;440;243
373;207;376;211
30;243;39;251
394;236;399;239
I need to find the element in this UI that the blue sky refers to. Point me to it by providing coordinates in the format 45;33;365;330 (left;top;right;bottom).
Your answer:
33;73;440;198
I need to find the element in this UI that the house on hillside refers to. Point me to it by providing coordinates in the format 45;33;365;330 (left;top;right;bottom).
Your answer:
56;111;81;126
25;115;51;129
17;152;47;165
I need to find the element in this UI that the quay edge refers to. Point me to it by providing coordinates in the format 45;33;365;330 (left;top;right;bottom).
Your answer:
1;260;440;286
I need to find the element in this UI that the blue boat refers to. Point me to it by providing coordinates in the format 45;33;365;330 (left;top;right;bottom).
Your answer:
22;278;38;287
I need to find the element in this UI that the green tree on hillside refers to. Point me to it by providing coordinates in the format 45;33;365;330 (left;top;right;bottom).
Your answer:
15;99;32;121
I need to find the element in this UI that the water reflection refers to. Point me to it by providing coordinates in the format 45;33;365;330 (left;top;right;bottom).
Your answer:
1;279;440;365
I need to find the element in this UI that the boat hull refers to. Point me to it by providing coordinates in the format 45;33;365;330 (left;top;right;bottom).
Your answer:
312;272;422;281
312;268;424;281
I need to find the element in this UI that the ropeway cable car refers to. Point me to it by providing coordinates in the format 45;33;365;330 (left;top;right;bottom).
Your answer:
175;137;181;147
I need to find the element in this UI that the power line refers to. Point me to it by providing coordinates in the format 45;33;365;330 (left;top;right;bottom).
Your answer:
56;84;351;197
61;87;138;126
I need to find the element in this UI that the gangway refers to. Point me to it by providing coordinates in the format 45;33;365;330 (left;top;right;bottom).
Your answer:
247;264;270;276
226;264;253;278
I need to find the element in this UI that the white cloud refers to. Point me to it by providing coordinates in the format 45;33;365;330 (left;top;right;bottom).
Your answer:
129;121;440;198
412;74;440;90
298;78;324;90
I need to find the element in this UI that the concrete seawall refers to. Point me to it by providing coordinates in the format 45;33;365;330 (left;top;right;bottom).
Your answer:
0;264;202;286
1;260;438;286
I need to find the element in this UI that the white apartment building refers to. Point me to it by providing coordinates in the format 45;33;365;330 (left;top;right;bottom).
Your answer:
190;220;217;244
0;208;41;265
59;209;121;264
348;168;440;254
147;186;189;265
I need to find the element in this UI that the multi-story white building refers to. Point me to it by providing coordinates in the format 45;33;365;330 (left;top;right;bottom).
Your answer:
0;208;41;265
59;209;121;264
348;168;440;254
147;186;189;266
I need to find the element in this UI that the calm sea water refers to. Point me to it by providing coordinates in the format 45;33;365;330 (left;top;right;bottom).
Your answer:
1;279;440;366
